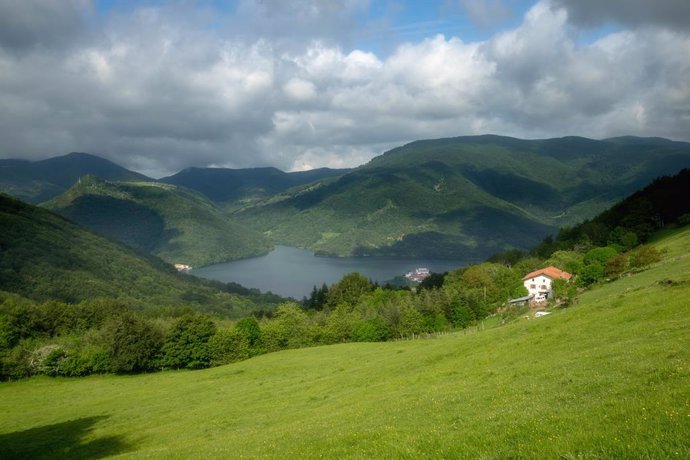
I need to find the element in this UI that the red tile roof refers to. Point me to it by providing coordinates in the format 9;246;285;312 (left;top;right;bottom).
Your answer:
522;266;573;281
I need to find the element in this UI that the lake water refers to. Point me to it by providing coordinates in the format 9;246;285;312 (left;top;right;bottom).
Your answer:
192;245;471;299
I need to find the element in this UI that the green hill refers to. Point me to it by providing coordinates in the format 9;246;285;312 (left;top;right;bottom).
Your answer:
1;225;687;458
43;176;272;267
235;135;690;258
0;152;151;203
0;193;259;315
533;167;690;257
160;166;349;210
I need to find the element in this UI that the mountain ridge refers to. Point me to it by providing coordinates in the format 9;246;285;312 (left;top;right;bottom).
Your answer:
0;152;151;203
160;165;351;208
233;135;690;258
44;176;272;267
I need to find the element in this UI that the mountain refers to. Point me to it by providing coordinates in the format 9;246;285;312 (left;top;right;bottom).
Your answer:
160;166;349;209
0;152;151;203
44;176;272;267
234;135;690;259
0;193;259;315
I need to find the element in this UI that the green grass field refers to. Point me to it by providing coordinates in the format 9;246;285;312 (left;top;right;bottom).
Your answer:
1;228;689;458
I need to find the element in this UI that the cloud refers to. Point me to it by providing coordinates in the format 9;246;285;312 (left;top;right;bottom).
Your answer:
0;0;688;177
551;0;690;31
0;0;92;51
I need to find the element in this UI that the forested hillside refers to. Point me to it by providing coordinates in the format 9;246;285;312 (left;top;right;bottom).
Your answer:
0;193;267;315
533;168;690;257
44;176;272;266
0;152;150;203
234;135;690;259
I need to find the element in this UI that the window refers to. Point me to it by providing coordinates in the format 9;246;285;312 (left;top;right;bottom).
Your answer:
530;284;536;289
541;285;547;290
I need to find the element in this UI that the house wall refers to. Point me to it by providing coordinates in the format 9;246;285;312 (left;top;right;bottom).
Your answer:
524;275;552;298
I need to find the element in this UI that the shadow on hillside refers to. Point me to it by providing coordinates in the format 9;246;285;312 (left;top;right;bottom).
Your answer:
0;415;132;459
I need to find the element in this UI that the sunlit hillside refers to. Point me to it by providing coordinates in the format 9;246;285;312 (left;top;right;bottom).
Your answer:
1;226;688;458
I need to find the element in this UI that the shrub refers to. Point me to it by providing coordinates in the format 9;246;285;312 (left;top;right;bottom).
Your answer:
351;318;390;342
605;253;629;277
630;245;661;268
102;313;163;373
209;328;250;366
235;316;263;354
578;263;605;286
160;313;216;370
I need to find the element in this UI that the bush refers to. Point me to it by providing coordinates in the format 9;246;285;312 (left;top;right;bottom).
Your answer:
605;253;629;277
583;246;619;267
235;316;262;353
103;313;163;373
578;263;605;286
351;318;390;342
160;313;216;370
209;328;250;366
630;245;661;268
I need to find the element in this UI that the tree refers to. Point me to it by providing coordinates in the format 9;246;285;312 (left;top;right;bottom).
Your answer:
269;303;316;349
551;278;576;306
235;316;262;353
578;263;605;286
304;284;329;310
418;272;446;291
583;246;619;267
322;305;358;344
160;313;216;370
325;273;372;310
453;263;524;305
605;253;628;277
546;251;583;275
398;304;424;338
102;313;163;373
607;227;639;251
351;318;390;342
208;328;250;366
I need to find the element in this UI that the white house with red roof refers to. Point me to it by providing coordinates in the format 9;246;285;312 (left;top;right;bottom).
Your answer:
522;266;572;302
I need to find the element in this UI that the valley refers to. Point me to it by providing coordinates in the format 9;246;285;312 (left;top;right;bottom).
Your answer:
43;176;272;267
1;135;689;459
1;224;688;458
2;2;689;457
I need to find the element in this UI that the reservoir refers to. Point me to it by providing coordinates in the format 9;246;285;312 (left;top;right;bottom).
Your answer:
192;245;471;299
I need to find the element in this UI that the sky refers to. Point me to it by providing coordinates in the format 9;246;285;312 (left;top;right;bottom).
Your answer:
0;0;689;177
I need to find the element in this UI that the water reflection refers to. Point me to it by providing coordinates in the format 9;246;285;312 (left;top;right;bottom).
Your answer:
192;246;470;299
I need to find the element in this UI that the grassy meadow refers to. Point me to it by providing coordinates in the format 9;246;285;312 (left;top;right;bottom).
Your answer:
1;228;689;458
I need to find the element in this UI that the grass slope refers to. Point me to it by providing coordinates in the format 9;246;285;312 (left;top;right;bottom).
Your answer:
1;226;688;458
0;152;151;203
0;193;257;315
44;176;272;267
236;135;690;258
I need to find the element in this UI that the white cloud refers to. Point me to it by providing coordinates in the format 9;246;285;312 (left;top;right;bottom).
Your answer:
0;0;688;177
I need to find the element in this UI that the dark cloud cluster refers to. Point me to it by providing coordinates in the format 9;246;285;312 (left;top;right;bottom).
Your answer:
552;0;690;30
0;0;91;51
0;0;688;177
